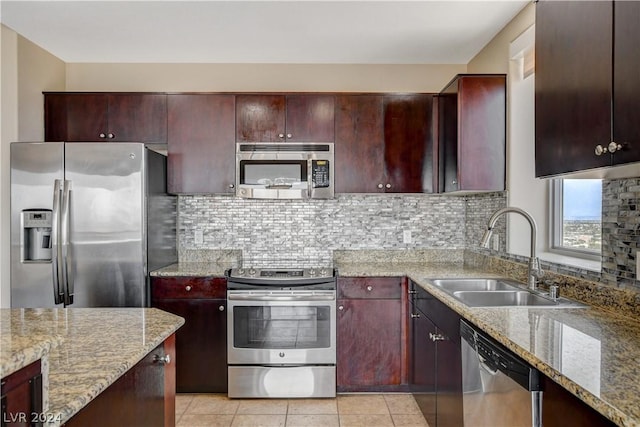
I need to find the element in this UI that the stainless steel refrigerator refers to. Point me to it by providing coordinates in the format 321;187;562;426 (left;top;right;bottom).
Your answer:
10;142;177;308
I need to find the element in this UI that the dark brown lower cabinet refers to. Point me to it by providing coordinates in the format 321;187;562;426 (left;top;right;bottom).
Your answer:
336;277;409;392
151;276;227;393
410;280;463;427
542;376;616;427
65;335;175;427
1;360;43;427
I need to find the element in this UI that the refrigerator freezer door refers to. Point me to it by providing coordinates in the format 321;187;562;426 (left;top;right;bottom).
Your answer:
11;142;65;308
64;143;147;307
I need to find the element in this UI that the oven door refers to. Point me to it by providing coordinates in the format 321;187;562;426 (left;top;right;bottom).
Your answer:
227;290;336;365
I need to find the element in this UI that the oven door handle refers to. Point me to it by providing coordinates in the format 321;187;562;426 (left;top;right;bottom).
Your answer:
227;294;335;302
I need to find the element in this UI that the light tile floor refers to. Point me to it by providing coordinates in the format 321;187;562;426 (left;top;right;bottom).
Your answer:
176;393;430;427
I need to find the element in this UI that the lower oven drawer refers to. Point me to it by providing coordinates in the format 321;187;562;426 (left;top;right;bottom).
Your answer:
228;366;336;398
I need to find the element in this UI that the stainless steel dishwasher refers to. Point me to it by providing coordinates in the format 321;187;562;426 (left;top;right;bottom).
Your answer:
460;320;542;427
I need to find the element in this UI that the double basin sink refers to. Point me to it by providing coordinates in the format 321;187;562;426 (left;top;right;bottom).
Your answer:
427;278;587;308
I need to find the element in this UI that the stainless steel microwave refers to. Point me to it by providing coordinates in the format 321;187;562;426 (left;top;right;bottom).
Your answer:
236;143;334;199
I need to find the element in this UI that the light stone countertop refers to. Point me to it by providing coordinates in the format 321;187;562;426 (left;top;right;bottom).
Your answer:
0;308;184;426
336;261;640;427
152;259;640;427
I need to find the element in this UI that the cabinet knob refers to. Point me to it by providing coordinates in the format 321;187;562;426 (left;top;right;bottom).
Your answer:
278;133;285;139
366;285;373;291
608;141;623;153
219;305;225;311
377;183;384;189
595;144;606;156
338;305;344;311
99;133;106;138
287;133;292;139
229;184;235;189
452;180;457;185
411;313;421;318
385;183;391;189
429;332;446;342
153;354;171;365
107;133;115;139
185;285;192;291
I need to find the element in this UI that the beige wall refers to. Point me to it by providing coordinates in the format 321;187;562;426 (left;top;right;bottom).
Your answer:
0;26;65;307
18;36;66;141
66;63;466;93
467;3;535;74
1;25;20;308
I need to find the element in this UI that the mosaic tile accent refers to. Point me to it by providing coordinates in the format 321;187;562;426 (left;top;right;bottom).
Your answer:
178;194;483;267
602;178;640;288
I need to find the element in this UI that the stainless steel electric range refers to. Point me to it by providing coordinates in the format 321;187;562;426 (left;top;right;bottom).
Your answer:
226;267;337;398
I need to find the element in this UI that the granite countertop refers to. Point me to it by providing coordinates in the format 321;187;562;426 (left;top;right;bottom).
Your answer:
151;259;640;426
0;308;184;426
336;261;640;427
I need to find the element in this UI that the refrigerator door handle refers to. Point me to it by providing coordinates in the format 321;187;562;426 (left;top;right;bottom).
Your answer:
60;180;74;306
51;180;64;305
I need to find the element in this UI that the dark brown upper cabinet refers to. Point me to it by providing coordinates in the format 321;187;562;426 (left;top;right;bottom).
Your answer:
335;94;435;193
438;75;506;192
236;94;335;142
166;94;236;194
535;1;640;177
44;93;167;143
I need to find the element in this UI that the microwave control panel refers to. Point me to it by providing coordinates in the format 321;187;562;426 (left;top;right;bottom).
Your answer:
311;160;330;188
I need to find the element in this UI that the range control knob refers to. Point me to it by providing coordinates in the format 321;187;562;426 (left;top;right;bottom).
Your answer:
237;268;245;276
309;268;317;276
248;268;257;276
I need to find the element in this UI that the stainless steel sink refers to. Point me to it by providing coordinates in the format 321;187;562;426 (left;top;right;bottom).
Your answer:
425;278;587;308
452;290;558;307
430;278;521;292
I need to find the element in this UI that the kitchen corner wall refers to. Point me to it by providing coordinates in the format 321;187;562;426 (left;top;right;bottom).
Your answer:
178;192;507;266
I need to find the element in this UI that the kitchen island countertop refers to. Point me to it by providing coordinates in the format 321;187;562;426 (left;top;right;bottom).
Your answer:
0;307;184;426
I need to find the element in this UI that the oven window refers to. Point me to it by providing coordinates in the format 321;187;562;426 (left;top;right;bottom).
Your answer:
240;160;307;186
233;305;331;349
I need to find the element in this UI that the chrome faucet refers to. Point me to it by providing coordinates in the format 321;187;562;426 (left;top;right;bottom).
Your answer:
480;207;544;290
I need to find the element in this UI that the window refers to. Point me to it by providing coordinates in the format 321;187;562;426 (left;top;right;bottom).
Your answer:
551;179;602;259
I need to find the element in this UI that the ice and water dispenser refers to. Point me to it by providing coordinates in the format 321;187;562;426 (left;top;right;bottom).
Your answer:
21;209;52;262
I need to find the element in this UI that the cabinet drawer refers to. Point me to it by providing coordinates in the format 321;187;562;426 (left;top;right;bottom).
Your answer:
338;277;403;299
151;277;226;299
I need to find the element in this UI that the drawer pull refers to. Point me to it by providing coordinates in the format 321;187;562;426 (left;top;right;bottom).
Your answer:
366;285;373;292
185;285;192;291
411;313;421;318
154;354;171;365
219;305;225;311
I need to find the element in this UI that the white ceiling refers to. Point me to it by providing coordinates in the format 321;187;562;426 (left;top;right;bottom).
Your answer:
0;1;529;64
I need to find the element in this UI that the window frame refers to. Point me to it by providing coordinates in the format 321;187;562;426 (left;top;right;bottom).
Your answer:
549;179;602;261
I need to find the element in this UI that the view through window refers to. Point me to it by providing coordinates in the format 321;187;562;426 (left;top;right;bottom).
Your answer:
553;179;602;255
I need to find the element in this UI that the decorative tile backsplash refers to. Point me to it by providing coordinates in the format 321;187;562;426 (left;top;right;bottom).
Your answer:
602;178;640;288
178;193;505;266
178;178;640;291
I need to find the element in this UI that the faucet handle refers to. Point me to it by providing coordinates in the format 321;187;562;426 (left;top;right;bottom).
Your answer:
549;285;559;300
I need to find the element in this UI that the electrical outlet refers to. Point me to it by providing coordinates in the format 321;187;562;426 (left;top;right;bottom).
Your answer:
492;235;500;251
403;230;412;244
194;229;204;244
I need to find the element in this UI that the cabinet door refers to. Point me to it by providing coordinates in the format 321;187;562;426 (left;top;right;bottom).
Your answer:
152;298;227;393
285;95;335;142
612;1;640;166
236;95;286;142
336;298;403;391
167;94;236;193
1;360;42;427
409;306;437;427
107;94;167;143
383;94;435;193
334;95;385;193
542;376;616;427
535;1;613;176
45;93;108;142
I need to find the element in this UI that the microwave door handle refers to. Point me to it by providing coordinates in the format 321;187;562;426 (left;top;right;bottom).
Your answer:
51;180;64;305
60;180;74;306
